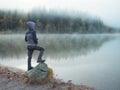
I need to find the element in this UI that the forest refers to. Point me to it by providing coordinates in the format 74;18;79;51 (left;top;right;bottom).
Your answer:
0;9;116;33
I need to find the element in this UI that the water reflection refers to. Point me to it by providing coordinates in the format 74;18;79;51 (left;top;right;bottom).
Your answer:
0;34;115;59
43;35;114;59
0;34;120;90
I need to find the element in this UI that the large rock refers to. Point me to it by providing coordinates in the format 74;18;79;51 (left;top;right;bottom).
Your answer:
24;63;53;84
25;63;48;79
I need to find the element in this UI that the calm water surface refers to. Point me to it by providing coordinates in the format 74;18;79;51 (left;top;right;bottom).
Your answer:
0;34;120;90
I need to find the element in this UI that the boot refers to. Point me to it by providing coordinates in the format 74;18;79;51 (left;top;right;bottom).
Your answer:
28;66;33;71
37;59;45;63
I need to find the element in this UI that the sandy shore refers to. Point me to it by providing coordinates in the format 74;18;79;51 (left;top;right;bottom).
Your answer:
0;66;94;90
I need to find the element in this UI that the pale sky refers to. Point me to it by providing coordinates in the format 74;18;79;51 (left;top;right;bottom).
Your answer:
0;0;120;28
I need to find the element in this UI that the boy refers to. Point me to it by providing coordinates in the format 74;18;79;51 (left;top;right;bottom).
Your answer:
25;21;45;70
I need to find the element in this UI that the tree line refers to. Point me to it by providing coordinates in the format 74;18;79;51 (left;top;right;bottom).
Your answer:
0;9;115;33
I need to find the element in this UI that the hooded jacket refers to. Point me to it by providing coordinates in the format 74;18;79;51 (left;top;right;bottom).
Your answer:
25;21;38;46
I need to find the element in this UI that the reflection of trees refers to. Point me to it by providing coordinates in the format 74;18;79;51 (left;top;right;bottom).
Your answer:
40;35;114;58
0;35;26;58
0;34;114;59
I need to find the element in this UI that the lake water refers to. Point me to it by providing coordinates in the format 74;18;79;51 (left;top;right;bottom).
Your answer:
0;34;120;90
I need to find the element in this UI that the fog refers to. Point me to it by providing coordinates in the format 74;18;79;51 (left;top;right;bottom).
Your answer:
0;0;120;28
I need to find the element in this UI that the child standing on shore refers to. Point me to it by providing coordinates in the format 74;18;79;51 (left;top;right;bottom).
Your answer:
25;21;45;70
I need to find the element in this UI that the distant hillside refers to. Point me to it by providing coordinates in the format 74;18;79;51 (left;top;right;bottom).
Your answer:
0;9;116;33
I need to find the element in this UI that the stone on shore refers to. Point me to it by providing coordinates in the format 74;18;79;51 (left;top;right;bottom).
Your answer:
24;63;53;84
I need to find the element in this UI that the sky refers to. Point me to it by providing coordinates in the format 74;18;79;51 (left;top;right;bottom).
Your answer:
0;0;120;28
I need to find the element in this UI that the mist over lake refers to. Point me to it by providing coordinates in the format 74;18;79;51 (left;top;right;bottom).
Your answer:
0;34;120;90
0;0;120;89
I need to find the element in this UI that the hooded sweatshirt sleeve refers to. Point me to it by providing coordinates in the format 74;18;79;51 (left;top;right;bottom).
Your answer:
32;31;38;44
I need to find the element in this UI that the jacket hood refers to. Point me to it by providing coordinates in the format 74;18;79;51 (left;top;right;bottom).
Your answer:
26;21;35;30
